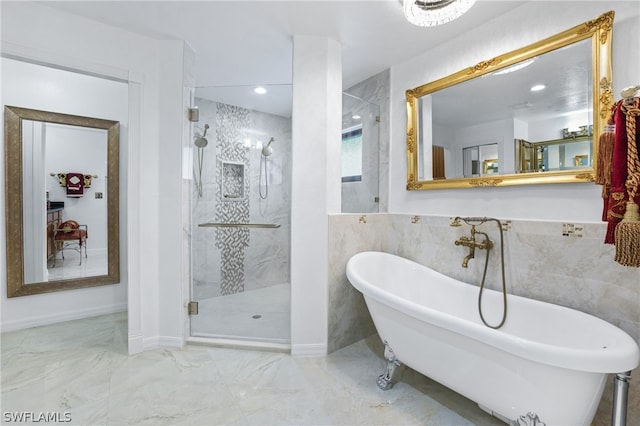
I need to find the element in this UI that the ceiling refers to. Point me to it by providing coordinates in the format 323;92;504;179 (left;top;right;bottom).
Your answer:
44;1;528;117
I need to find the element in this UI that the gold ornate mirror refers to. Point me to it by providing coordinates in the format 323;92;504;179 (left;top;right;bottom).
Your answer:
406;11;614;190
4;106;120;297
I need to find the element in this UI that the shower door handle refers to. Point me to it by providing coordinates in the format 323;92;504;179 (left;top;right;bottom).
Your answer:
198;223;281;229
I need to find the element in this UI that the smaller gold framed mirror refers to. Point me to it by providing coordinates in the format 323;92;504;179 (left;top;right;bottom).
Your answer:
4;106;120;297
406;11;614;190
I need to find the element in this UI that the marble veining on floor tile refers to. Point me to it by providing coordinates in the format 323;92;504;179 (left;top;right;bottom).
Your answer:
1;313;502;425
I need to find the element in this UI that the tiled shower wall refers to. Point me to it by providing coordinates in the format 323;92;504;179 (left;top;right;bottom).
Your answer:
191;97;291;300
328;213;639;422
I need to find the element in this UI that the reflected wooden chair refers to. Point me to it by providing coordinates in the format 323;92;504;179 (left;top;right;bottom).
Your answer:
53;220;88;266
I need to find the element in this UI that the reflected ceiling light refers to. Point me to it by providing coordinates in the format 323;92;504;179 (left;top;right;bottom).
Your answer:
254;87;267;94
402;0;476;27
492;58;536;76
531;84;546;92
509;101;532;110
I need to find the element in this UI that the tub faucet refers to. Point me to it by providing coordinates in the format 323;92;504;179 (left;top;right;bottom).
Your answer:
454;225;493;268
462;247;475;268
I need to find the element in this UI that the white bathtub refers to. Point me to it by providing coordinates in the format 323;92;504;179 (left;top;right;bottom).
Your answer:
346;251;639;425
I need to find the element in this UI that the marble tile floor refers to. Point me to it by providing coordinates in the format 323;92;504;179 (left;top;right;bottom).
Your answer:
1;312;503;425
190;284;290;343
47;251;108;281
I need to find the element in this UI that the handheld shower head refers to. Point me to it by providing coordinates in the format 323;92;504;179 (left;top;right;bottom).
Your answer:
262;137;275;156
194;124;209;148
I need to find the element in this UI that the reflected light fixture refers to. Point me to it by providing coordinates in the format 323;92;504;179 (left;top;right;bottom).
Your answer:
402;0;476;27
530;84;546;92
254;86;267;94
492;58;536;76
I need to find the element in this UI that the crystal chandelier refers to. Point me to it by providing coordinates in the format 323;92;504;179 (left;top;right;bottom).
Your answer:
403;0;477;27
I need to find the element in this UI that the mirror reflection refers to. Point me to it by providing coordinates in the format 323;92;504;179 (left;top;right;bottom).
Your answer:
25;121;109;283
407;11;614;190
419;38;592;180
5;106;120;297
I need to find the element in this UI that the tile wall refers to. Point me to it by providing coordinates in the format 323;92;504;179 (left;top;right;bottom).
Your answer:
191;98;291;300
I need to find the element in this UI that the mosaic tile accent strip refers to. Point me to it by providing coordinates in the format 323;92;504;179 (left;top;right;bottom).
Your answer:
215;103;251;295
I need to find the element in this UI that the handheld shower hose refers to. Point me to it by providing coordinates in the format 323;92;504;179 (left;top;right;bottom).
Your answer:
259;138;274;199
455;217;507;329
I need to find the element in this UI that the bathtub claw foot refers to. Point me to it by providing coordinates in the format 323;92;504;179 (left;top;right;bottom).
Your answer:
376;373;393;390
377;341;401;390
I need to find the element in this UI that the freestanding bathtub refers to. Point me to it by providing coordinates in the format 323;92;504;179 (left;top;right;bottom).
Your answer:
346;251;639;425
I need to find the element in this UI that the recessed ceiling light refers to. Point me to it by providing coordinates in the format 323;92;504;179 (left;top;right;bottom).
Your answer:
254;87;267;94
531;84;546;92
352;115;361;120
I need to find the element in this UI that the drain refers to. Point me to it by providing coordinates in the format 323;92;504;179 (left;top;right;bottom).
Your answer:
252;314;262;319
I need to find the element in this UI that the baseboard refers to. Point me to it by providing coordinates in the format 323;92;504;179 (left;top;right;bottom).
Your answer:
128;331;144;355
291;343;327;357
0;303;127;333
142;335;185;351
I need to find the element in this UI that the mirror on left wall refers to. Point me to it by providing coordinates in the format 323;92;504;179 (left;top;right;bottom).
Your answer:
5;106;120;297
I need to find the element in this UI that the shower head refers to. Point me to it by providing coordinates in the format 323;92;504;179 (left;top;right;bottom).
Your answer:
262;137;275;156
195;124;209;148
195;137;208;148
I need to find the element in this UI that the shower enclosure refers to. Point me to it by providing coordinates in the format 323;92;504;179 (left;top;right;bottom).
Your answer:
341;92;380;213
188;85;292;346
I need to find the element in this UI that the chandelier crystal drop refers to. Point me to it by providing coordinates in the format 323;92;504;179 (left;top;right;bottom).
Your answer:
403;0;477;27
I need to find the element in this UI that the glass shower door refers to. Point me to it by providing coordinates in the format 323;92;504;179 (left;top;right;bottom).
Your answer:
189;86;291;345
341;93;380;213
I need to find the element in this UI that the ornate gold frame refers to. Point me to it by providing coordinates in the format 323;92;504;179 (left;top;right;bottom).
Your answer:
4;106;120;297
406;11;614;190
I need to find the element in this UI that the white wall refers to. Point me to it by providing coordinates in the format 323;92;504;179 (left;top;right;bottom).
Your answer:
291;35;342;355
1;2;191;352
452;118;511;175
157;40;194;348
389;1;640;220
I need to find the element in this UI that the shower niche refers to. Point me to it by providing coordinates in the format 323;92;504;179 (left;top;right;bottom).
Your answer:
222;161;245;200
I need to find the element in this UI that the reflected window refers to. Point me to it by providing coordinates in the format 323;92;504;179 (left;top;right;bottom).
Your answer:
341;126;362;182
